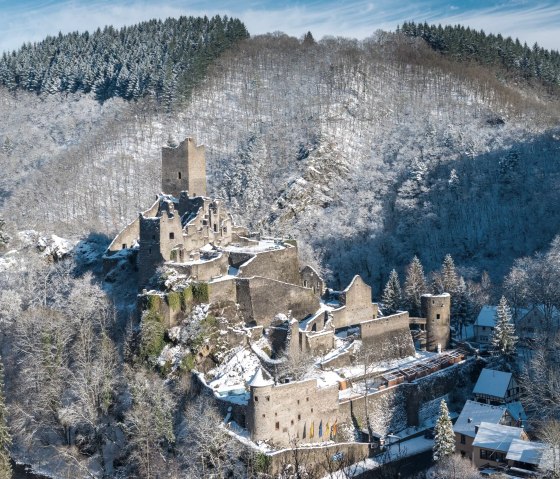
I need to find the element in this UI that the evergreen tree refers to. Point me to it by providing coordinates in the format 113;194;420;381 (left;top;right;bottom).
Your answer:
0;359;12;479
382;269;402;315
442;254;458;294
404;256;428;316
433;399;455;462
491;296;518;358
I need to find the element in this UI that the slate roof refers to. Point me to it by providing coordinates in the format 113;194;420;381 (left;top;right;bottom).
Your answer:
472;422;524;452
506;438;546;466
473;368;512;399
475;306;497;328
454;400;508;437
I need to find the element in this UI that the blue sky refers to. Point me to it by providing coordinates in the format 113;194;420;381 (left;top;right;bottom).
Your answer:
1;0;559;54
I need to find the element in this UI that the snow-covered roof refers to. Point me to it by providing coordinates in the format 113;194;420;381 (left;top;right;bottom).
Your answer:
506;402;527;423
454;400;508;437
473;368;512;398
475;306;497;328
472;422;524;452
248;367;273;388
506;439;546;466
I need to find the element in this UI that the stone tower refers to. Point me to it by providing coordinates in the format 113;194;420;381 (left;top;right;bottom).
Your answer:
421;293;451;352
161;137;206;198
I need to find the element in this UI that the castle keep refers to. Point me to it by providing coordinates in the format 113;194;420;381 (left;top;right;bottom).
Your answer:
105;138;458;449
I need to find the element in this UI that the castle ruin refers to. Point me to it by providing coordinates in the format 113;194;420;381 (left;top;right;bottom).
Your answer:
104;137;460;449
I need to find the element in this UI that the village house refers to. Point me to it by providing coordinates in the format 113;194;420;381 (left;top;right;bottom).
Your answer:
454;400;516;461
473;368;520;405
472;422;528;469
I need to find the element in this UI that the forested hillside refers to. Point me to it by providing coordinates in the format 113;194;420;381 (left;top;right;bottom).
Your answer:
400;22;560;90
3;31;559;293
0;15;248;103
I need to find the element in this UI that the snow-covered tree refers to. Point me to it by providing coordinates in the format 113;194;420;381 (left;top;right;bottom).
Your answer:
0;359;12;479
491;296;517;358
404;256;428;316
382;269;402;315
442;254;459;294
433;399;455;462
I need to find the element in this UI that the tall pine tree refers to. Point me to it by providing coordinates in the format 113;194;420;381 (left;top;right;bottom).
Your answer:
433;399;455;462
382;269;402;315
0;358;12;479
404;256;428;316
491;296;517;358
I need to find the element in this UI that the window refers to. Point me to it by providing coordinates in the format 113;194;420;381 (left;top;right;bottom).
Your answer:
169;232;174;240
480;449;489;460
122;243;127;249
460;434;466;445
266;396;270;401
297;400;300;405
178;172;182;179
306;397;309;402
436;314;441;320
254;396;258;402
291;419;294;425
262;414;266;418
214;223;218;233
298;414;301;420
275;422;280;430
275;412;277;417
304;280;308;287
311;408;313;413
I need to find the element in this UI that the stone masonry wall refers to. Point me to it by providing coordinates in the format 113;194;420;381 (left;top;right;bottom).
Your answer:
332;276;378;329
208;277;237;304
248;379;339;447
339;386;408;437
238;245;301;284
161;137;206;197
359;312;416;361
168;253;229;281
236;277;319;326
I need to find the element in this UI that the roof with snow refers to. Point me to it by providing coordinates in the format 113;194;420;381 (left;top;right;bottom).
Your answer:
454;400;508;437
506;439;547;466
472;422;524;452
506;402;527;423
248;367;273;388
475;306;497;328
473;368;512;399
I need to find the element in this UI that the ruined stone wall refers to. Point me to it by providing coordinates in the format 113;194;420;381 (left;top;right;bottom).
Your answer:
236;277;319;326
158;208;184;261
247;379;339;447
339;386;408;437
107;217;140;253
300;266;324;296
208;277;237;304
238;245;301;284
359;312;415;361
331;276;378;329
168;253;229;281
305;331;335;355
161;137;206;197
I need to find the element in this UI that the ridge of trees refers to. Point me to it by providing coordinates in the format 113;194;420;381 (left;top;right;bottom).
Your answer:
400;21;560;92
0;15;249;103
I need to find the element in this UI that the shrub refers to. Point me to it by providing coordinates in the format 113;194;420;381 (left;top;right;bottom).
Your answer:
140;311;165;360
254;452;271;473
167;291;181;311
179;353;196;372
191;282;209;303
146;294;161;313
181;286;193;311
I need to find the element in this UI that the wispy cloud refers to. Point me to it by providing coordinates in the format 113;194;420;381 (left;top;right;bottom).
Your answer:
0;0;558;53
